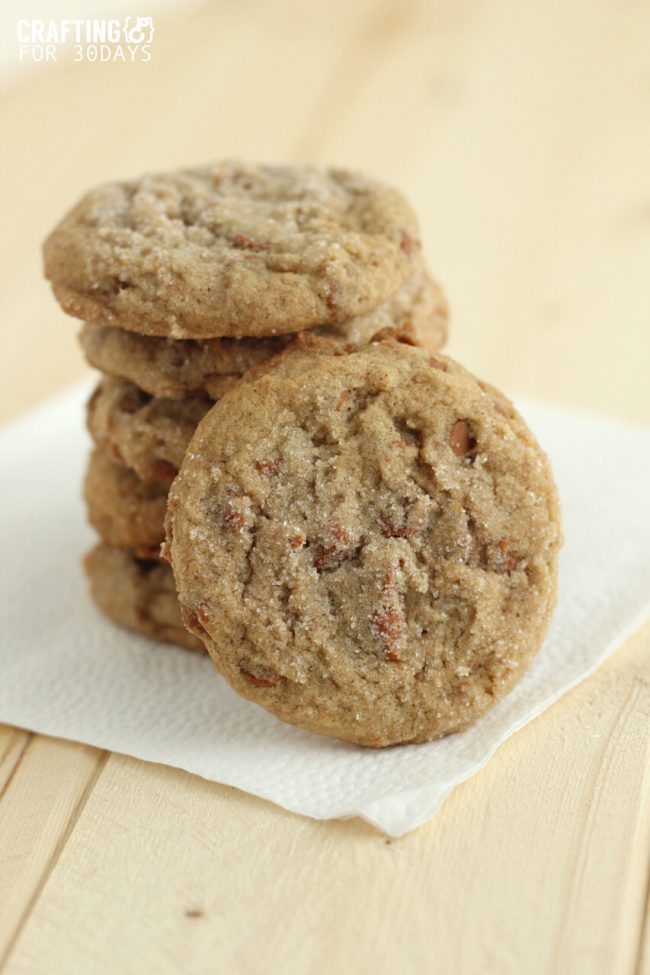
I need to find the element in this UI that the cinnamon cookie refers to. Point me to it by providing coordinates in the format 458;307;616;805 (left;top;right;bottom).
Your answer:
87;377;211;484
81;327;279;401
44;162;423;339
84;448;166;554
79;266;448;399
166;338;561;747
84;544;204;652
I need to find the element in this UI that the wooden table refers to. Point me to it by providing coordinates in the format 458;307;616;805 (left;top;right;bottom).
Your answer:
1;1;649;971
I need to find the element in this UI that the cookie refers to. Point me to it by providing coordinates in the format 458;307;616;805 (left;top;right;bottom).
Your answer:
43;162;422;339
84;447;166;554
84;544;205;652
87;377;211;485
166;338;561;747
81;326;278;401
79;265;448;399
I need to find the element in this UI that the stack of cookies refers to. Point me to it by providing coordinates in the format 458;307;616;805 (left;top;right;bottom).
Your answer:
44;161;561;747
43;163;448;656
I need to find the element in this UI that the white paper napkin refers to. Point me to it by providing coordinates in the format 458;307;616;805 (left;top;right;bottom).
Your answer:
1;382;649;836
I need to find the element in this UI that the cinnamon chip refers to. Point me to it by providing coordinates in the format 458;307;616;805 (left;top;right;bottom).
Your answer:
240;668;281;688
449;419;476;457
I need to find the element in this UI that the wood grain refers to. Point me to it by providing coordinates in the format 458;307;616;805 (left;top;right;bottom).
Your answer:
0;734;105;966
0;729;31;798
0;0;648;971
639;896;650;975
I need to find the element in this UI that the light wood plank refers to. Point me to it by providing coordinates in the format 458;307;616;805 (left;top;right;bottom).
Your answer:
0;737;106;967
0;0;648;970
0;728;31;797
637;878;650;975
1;0;648;419
4;623;648;975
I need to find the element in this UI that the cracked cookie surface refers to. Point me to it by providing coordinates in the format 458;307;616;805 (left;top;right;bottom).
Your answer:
84;544;205;652
166;338;562;747
79;265;448;398
44;161;423;339
84;447;167;555
87;376;212;484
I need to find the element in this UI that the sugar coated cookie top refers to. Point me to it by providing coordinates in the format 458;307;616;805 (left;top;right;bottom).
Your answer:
166;338;561;746
44;162;422;339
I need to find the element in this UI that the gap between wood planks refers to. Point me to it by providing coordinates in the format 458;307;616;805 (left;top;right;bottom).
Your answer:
0;743;108;972
634;827;650;975
0;732;32;802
